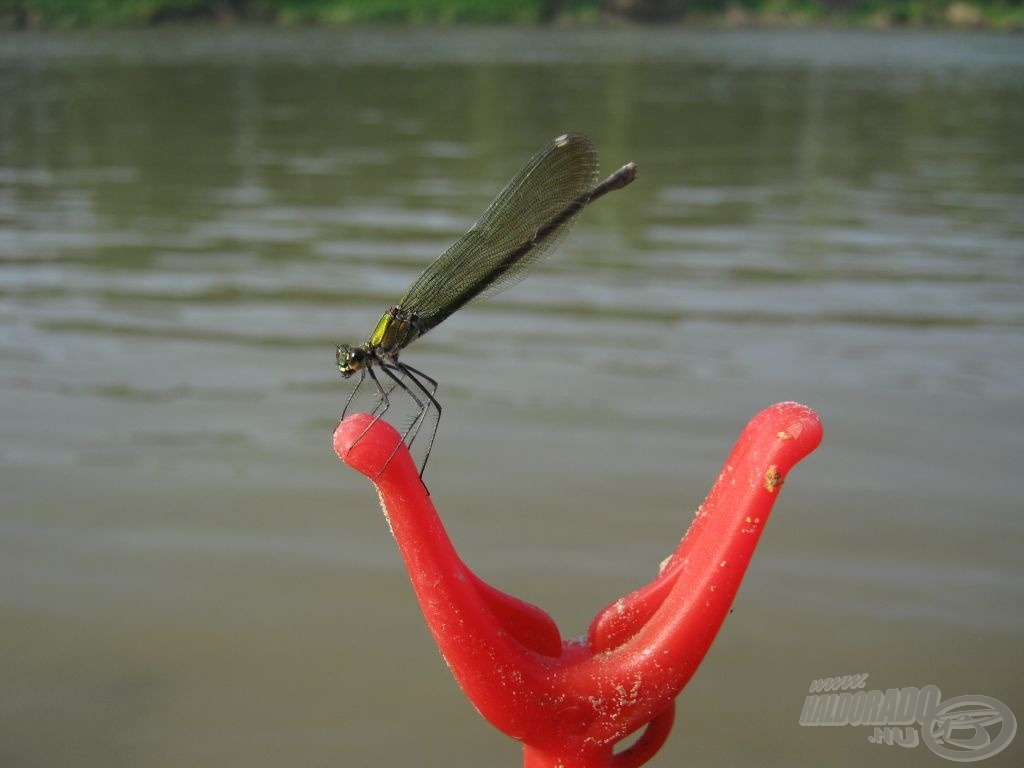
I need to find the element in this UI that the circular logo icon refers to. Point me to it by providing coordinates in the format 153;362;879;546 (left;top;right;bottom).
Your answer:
922;695;1016;762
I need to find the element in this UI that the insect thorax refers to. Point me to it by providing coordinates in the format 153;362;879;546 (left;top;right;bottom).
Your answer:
368;306;421;356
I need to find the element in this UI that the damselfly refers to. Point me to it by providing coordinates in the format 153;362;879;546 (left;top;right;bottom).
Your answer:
337;133;637;477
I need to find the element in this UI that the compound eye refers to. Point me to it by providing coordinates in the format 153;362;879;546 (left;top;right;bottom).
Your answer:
337;345;364;377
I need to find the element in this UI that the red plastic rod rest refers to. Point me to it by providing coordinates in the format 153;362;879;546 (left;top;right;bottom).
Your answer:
334;402;823;767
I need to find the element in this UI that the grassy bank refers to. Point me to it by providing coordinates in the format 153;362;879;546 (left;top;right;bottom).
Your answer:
2;0;1022;30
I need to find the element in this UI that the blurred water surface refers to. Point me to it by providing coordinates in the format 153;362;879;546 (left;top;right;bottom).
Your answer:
1;26;1022;768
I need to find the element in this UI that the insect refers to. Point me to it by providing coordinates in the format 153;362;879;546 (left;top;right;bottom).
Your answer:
337;133;637;477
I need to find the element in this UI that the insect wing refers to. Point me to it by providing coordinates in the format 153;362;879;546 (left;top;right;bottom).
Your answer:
399;133;600;332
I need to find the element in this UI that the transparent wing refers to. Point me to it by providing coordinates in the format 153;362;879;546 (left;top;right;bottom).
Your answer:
399;133;600;334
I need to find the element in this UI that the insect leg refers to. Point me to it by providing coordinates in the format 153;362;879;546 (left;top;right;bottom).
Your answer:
397;362;441;479
377;362;429;473
340;368;367;421
343;364;396;453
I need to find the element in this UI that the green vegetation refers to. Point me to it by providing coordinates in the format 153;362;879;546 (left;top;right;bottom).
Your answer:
2;0;1022;29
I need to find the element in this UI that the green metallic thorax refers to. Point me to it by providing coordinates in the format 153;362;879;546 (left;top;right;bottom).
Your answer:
368;308;420;356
